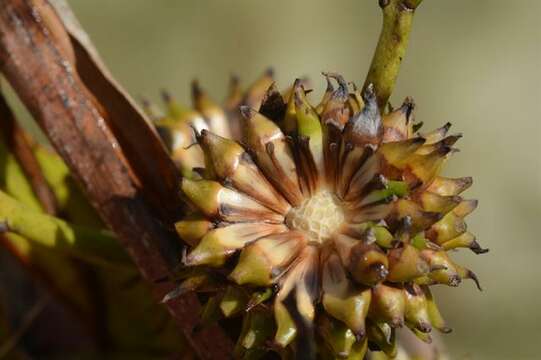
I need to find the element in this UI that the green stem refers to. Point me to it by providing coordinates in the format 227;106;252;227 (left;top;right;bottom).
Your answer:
363;0;424;111
0;190;134;271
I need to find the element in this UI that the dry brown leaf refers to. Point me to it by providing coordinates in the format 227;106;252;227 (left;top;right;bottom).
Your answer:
0;1;233;358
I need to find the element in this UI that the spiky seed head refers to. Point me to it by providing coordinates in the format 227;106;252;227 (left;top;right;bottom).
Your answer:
155;71;486;359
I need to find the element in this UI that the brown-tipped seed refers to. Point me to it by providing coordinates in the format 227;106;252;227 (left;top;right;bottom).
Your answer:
174;213;214;246
381;97;415;142
338;84;382;199
321;250;372;337
423;199;477;246
415;133;462;155
402;146;453;188
420;249;462;287
425;211;467;245
293;81;325;194
334;233;389;286
156;117;205;178
404;283;432;333
392;199;443;234
441;231;489;254
282;81;298;136
453;199;478;217
160;90;209;133
185;222;287;267
230;231;307;286
192;80;231;138
426;176;473;196
241;106;304;206
378;137;426;170
344;138;424;199
315;74;335;115
387;244;430;283
455;264;483;291
223;74;244;140
369;283;406;328
320;73;351;190
199;130;290;214
321;73;351;128
422;285;452;333
421;122;452;144
181;178;284;223
415;192;462;214
354;177;408;208
243;68;275;110
345;222;395;249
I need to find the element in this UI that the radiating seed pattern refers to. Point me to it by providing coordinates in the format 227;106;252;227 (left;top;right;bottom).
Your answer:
149;71;487;359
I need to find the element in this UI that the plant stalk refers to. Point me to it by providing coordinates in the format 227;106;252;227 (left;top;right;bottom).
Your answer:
363;0;424;111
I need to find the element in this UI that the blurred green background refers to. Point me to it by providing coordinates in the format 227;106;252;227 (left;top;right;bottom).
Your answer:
10;0;541;358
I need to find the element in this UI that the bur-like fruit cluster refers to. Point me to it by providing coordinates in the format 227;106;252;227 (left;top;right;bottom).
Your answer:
149;71;486;359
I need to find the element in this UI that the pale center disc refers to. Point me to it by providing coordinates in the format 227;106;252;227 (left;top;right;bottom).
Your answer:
285;190;345;243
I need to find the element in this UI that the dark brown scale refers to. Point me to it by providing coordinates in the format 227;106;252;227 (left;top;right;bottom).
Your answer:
259;83;287;123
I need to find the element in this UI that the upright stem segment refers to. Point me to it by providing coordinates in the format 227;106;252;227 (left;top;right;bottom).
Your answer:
363;0;424;111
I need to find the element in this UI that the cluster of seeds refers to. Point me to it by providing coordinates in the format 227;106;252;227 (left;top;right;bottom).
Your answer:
147;70;487;359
